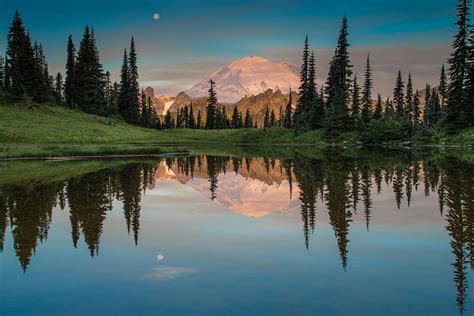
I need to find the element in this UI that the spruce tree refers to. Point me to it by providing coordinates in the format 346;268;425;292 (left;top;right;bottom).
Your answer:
466;29;474;126
264;106;270;128
196;111;203;129
384;97;395;119
164;110;174;129
413;90;421;125
188;104;195;129
284;89;293;128
439;64;448;107
205;80;218;129
351;75;361;122
325;15;353;138
244;108;252;128
232;105;240;128
293;36;311;132
405;73;414;123
64;35;76;108
445;0;470;132
75;26;106;115
128;37;140;123
0;55;4;90
118;49;130;120
308;51;324;129
54;72;64;105
373;94;383;119
270;110;276;127
361;54;373;123
393;70;405;118
6;10;38;101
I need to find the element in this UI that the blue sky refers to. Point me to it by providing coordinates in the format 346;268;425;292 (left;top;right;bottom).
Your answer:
0;0;457;96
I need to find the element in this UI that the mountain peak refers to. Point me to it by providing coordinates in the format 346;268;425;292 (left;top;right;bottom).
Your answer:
187;56;299;103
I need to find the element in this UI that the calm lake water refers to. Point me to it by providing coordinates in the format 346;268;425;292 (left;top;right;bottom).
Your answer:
0;148;472;315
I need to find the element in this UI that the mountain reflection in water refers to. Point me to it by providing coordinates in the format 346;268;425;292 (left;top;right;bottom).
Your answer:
0;149;472;315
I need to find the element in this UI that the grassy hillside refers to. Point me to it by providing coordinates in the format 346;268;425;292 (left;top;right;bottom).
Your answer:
0;103;164;144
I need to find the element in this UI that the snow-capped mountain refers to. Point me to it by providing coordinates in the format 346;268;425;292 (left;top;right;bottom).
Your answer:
186;56;300;103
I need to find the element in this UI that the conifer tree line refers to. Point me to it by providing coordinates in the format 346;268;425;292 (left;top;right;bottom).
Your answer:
1;1;473;137
0;11;160;129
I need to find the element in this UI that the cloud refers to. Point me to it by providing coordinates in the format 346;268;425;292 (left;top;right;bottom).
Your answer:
146;267;197;280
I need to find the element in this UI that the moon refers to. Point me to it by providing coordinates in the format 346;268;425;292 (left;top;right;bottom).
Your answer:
153;13;160;20
157;254;164;261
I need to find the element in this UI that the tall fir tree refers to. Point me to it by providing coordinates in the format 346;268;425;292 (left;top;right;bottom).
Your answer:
308;51;324;129
6;10;38;101
264;106;270;128
405;73;414;123
351;75;361;122
445;0;470;132
118;49;130;120
232;105;240;128
270;110;276;127
325;15;353;138
361;54;373;123
293;36;311;132
244;108;252;128
373;93;383;119
413;90;421;125
188;104;195;129
196;111;203;129
64;35;76;108
466;25;474;126
74;26;106;115
0;55;4;90
128;37;140;123
393;70;405;118
54;72;64;105
439;64;448;107
284;89;293;128
205;79;218;129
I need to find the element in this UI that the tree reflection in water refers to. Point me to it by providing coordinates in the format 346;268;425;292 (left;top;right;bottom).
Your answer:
0;149;472;313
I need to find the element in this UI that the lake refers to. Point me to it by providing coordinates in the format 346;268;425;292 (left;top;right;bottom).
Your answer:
0;147;472;315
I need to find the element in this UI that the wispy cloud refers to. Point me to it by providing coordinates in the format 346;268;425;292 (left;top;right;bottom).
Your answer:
146;267;197;280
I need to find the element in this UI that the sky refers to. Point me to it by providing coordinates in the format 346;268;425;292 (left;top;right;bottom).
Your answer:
0;0;457;97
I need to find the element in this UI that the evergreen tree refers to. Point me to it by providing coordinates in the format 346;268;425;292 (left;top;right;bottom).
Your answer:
384;97;395;119
351;75;361;122
64;35;76;108
74;26;106;115
373;93;383;119
244;108;252;128
196;111;203;129
393;70;405;118
264;106;270;128
361;54;373;123
270;110;276;127
325;15;353;138
308;51;324;129
5;11;38;101
32;42;51;102
445;0;470;132
164;110;174;129
439;64;448;107
0;55;5;90
284;89;293;128
293;36;311;132
413;90;421;125
140;90;149;126
232;105;240;128
118;49;130;120
466;28;474;126
205;79;218;129
128;37;140;123
405;73;414;123
104;71;112;114
54;72;63;105
188;104;195;129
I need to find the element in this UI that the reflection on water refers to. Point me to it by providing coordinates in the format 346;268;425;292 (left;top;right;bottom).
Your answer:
0;149;472;315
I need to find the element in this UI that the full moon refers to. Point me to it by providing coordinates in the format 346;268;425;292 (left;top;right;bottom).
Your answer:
153;13;160;20
157;254;164;261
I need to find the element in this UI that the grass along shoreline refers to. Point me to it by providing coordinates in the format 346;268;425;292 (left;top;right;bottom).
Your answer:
0;103;472;158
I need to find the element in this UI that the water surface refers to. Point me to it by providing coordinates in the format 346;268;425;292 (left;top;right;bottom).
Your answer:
0;148;472;315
